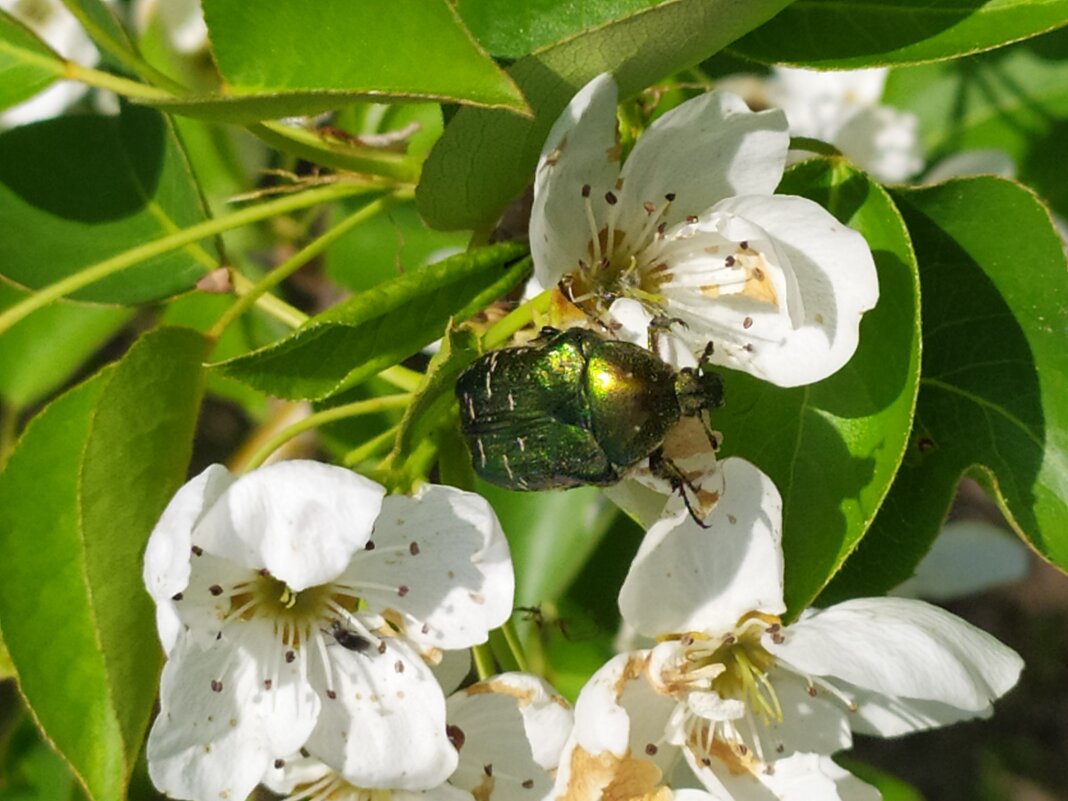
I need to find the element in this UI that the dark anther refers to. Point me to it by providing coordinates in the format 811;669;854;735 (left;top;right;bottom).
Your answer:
605;191;618;205
300;748;310;758
285;650;296;663
725;255;735;267
264;679;273;689
395;661;405;673
643;201;656;214
645;744;658;756
326;690;337;700
743;317;753;329
807;686;818;697
522;780;535;789
274;758;285;769
409;542;420;556
210;679;223;693
208;584;223;596
740;240;749;249
365;540;376;550
191;545;203;556
398;585;410;597
665;192;676;201
657;222;667;235
447;724;466;750
581;184;591;198
685;214;698;224
484;764;494;777
171;592;184;601
377;641;388;654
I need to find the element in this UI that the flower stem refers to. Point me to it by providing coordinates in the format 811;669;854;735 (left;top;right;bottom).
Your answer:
0;182;378;335
242;395;411;472
63;61;174;100
250;122;421;183
342;425;400;467
499;619;529;673
208;190;409;343
471;643;495;681
481;287;553;349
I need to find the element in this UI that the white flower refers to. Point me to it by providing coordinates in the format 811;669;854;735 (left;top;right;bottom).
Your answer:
143;461;514;801
762;67;924;183
552;458;1023;801
264;672;573;801
531;74;879;388
0;0;101;128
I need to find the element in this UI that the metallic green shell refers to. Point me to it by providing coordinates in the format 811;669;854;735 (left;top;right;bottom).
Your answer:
456;328;686;491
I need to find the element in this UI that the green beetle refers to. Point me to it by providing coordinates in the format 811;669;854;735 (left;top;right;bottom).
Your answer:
455;326;723;501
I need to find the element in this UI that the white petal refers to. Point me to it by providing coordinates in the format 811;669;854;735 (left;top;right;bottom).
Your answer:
619;458;784;637
194;460;385;590
768;597;1023;726
531;73;622;287
616;91;788;234
447;673;572;801
143;464;234;653
305;637;457;789
148;629;275;801
772;67;888;110
687;748;877;801
345;485;513;650
550;651;678;801
694;194;879;387
891;519;1030;601
835;105;922;183
748;668;852;759
432;647;473;695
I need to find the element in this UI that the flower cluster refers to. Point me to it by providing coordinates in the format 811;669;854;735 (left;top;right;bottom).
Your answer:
142;74;1023;801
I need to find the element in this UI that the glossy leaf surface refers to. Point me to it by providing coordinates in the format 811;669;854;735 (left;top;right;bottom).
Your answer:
824;176;1068;601
216;243;531;400
731;0;1068;68
417;0;793;231
146;0;527;122
0;327;207;801
0;104;211;303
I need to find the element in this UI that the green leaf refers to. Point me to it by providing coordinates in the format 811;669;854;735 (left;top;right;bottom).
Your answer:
145;0;527;123
455;0;662;59
417;0;793;231
0;103;212;304
324;198;468;294
481;483;621;607
215;242;530;400
0;284;132;409
0;327;208;801
715;159;921;615
0;713;80;801
884;28;1068;220
823;176;1068;601
730;0;1068;68
0;11;61;111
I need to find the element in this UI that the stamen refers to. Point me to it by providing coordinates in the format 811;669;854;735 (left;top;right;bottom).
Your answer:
314;626;337;699
582;186;602;265
604;191;622;261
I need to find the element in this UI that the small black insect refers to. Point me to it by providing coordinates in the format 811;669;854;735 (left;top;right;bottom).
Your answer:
327;620;372;654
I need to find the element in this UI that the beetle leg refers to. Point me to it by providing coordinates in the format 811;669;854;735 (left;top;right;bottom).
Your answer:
647;314;684;354
648;448;711;529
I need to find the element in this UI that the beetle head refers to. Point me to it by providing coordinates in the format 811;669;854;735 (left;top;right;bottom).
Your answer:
675;367;724;417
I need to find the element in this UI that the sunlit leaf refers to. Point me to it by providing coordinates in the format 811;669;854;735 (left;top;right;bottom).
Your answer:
823;176;1068;601
417;0;793;231
0;327;208;801
731;0;1068;67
